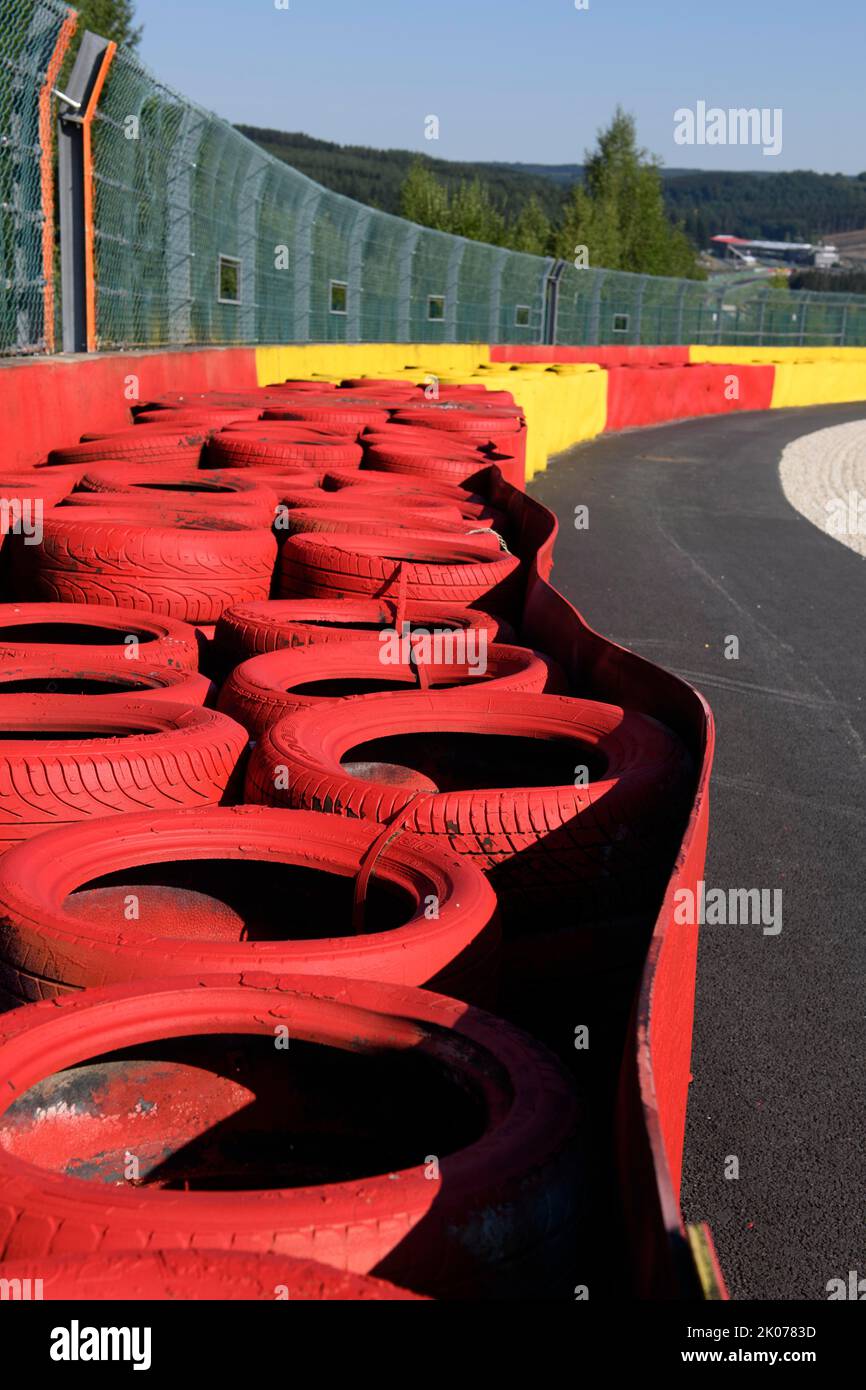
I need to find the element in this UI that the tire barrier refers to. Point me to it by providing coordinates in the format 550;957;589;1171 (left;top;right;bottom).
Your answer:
0;367;718;1301
0;699;246;853
244;689;692;920
276;532;522;612
0;657;211;705
218;638;566;735
213;598;517;664
0;972;581;1299
0;805;500;1002
11;510;278;624
0;1250;424;1301
0;603;200;670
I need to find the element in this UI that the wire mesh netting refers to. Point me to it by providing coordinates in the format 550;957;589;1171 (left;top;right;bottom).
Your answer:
90;46;552;350
0;0;74;354
3;21;861;354
554;265;866;348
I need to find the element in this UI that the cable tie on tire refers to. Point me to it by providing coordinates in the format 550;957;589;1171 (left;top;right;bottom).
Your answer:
351;792;432;935
466;527;510;553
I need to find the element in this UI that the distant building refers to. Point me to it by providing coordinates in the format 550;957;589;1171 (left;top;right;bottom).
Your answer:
710;235;840;269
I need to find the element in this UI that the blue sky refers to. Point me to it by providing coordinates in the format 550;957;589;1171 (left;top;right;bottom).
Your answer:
135;0;865;173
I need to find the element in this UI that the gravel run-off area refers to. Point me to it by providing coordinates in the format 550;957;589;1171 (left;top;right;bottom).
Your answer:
778;419;866;558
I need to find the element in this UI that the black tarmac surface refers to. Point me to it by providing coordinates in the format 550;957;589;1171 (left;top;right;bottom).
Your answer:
529;403;866;1302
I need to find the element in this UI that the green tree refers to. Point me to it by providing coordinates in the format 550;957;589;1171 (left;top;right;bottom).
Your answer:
554;183;621;269
73;0;142;49
61;0;141;85
559;107;704;279
506;195;552;255
399;159;451;232
449;178;506;244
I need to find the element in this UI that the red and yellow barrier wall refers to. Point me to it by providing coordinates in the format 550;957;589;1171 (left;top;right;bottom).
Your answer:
3;342;866;483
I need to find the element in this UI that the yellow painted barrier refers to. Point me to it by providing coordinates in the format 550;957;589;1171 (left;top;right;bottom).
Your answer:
254;345;610;484
464;367;608;482
690;345;866;365
253;342;866;486
255;343;491;386
771;360;866;408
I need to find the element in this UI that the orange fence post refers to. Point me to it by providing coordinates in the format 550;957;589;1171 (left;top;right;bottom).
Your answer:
38;8;78;353
81;39;116;352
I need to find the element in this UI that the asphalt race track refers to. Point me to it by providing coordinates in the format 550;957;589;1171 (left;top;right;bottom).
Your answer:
530;403;866;1302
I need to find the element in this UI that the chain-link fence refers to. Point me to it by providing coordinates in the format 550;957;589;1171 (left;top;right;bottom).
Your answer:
89;44;866;352
5;11;866;356
0;0;75;354
90;46;552;351
554;264;866;347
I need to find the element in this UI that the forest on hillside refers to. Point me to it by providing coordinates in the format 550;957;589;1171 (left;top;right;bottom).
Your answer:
237;124;866;249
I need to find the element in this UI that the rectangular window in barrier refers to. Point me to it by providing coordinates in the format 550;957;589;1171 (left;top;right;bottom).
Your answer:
612;312;630;333
427;295;446;321
217;255;242;305
329;281;348;315
514;305;531;327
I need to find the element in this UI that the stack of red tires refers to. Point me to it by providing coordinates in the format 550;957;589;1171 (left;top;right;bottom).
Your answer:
0;374;691;1301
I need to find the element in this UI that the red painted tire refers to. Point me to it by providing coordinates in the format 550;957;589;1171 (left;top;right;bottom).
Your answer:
0;1250;424;1300
0;469;77;514
362;450;496;488
0;972;581;1298
340;377;419;394
133;407;262;428
59;490;279;530
0;603;199;670
281;508;498;546
13;511;278;624
77;465;276;501
0;699;246;853
0;658;211;705
214;599;516;663
46;427;206;469
363;427;482;460
0;804;499;1001
324;470;506;526
245;690;692;911
206;429;362;471
218;639;566;735
326;466;470;492
66;470;279;528
277;532;521;611
277;491;462;521
262;404;390;433
391;404;523;437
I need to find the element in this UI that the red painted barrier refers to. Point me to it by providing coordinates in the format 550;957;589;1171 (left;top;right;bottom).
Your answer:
0;346;721;1296
604;362;775;431
489;468;716;1296
0;349;257;470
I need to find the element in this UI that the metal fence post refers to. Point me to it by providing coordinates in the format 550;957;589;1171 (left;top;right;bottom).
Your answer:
292;182;323;341
445;236;465;344
237;148;270;342
488;246;508;344
757;284;769;346
588;269;605;345
543;258;564;345
633;274;647;344
397;224;420;342
839;295;852;347
346;204;371;341
166;107;206;346
57;31;114;352
674;278;689;344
